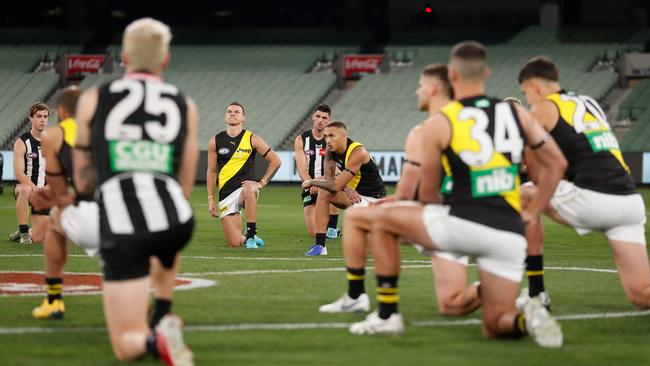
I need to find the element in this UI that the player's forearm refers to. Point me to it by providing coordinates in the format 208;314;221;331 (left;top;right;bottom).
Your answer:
261;157;282;184
296;166;312;182
15;172;36;189
206;170;217;198
527;163;564;217
395;166;419;200
73;156;96;196
308;178;337;194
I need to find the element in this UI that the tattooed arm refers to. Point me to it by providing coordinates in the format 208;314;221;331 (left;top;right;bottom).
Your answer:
73;88;98;196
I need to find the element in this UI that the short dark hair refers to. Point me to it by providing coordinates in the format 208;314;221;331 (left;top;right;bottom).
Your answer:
56;86;82;116
227;101;245;115
314;104;331;116
29;102;50;118
449;41;487;80
450;41;486;62
518;56;559;84
422;64;454;98
326;121;347;131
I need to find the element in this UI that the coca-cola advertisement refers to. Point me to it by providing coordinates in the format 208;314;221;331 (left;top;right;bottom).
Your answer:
66;55;106;78
343;54;383;78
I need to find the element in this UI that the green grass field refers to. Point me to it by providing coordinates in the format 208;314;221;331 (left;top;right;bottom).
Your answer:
1;185;650;365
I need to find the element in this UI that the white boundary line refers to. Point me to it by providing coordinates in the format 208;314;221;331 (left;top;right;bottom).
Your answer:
0;253;431;263
2;309;649;335
0;254;624;271
0;264;619;278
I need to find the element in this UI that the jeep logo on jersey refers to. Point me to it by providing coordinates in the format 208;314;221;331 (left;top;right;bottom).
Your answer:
0;271;215;297
470;165;518;198
218;148;230;155
109;140;174;173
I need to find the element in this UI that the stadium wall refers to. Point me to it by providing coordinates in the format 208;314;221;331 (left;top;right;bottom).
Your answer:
2;150;649;185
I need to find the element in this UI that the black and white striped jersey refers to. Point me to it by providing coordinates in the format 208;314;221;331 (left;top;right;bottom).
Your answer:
90;73;192;236
19;132;46;187
300;129;327;178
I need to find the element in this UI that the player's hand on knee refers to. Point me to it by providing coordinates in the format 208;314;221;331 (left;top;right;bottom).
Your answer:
372;195;395;206
343;187;361;204
208;200;218;217
30;187;53;211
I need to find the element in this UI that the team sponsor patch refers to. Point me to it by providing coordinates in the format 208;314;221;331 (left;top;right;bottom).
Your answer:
318;148;327;156
440;175;453;194
0;271;215;297
305;150;315;156
26;152;38;159
108;140;174;173
585;130;619;152
470;165;518;198
218;148;230;155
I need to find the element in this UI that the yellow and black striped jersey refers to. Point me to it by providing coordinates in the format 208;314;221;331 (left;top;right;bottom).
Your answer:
547;90;635;195
58;118;76;181
215;129;256;201
330;138;386;198
440;96;525;235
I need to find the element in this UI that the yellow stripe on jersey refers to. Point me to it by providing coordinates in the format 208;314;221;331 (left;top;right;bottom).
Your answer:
441;155;451;176
218;130;253;189
547;93;630;173
441;101;521;212
344;142;364;190
59;118;77;147
548;93;611;131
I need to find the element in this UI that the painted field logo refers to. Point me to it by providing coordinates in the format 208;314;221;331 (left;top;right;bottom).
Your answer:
0;272;215;297
470;165;518;198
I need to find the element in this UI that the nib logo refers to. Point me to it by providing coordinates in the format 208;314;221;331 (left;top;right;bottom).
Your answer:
471;166;518;197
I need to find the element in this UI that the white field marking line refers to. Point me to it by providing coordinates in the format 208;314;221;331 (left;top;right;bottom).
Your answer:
180;265;619;277
2;309;650;335
0;254;432;264
181;265;433;276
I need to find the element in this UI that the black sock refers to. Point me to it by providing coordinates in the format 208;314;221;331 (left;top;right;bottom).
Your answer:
19;224;29;234
509;313;528;339
376;276;399;319
146;334;159;358
46;277;63;303
315;233;326;247
526;255;545;297
347;267;365;299
149;299;172;329
328;214;339;230
246;222;257;240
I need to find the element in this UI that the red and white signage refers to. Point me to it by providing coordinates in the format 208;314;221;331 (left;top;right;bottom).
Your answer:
66;54;106;77
343;54;383;78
